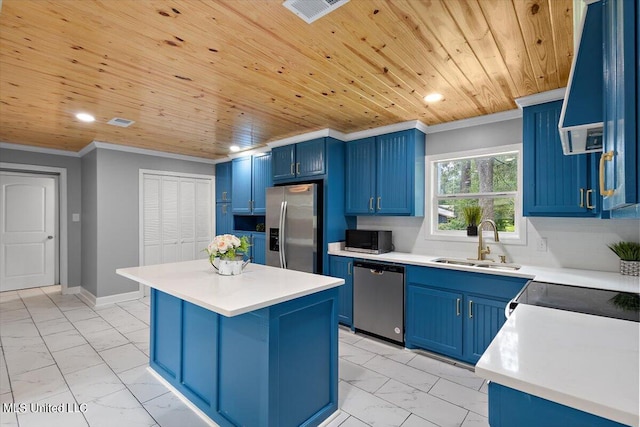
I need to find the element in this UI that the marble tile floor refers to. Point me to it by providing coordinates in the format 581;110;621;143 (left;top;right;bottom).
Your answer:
0;286;489;427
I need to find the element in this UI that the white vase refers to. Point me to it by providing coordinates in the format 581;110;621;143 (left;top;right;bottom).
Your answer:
211;257;250;275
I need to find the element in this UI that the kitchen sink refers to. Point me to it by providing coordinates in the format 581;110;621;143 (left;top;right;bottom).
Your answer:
474;262;521;271
431;257;521;271
431;258;477;266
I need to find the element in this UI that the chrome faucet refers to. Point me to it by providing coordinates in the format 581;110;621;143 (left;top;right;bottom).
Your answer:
477;219;500;261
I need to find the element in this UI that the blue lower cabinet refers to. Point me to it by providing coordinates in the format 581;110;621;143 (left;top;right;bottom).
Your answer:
405;285;463;358
329;256;353;327
464;295;509;363
488;382;630;427
150;288;339;427
405;266;526;364
251;233;266;265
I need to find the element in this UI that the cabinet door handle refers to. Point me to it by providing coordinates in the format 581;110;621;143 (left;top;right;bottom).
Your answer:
296;162;300;175
348;262;352;276
290;163;295;176
377;196;381;211
222;204;227;214
468;300;473;319
599;151;615;196
586;189;595;209
249;200;253;211
579;188;584;208
222;191;226;201
369;197;374;212
456;298;461;316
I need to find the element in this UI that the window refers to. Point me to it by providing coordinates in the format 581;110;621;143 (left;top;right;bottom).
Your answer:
426;145;525;243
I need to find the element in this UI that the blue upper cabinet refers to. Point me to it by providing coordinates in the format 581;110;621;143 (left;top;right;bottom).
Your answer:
602;0;638;212
215;161;232;203
271;145;295;181
345;129;425;216
232;156;252;214
231;153;272;215
523;101;601;217
251;153;272;215
345;137;376;214
272;138;325;182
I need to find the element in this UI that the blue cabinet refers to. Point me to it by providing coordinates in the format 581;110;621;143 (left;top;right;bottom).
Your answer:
488;382;629;427
329;256;353;327
523;101;602;217
345;129;425;216
232;153;272;215
232;231;266;265
405;266;527;364
251;233;266;265
272;138;325;182
215;162;232;203
602;0;638;213
406;285;463;358
345;138;376;215
215;203;233;236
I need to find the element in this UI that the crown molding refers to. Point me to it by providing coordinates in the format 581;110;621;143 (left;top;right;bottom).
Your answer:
80;141;218;164
266;128;348;148
0;142;80;157
423;109;522;134
515;88;566;109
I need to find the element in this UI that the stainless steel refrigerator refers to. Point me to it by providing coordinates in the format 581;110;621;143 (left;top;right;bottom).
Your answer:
266;183;319;273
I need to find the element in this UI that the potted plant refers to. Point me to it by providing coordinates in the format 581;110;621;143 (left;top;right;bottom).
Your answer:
462;206;483;236
608;241;640;276
205;234;251;275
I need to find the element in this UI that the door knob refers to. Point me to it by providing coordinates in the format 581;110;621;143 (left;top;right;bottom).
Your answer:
47;236;53;239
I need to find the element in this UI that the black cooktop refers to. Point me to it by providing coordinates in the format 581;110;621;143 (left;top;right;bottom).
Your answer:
512;281;640;322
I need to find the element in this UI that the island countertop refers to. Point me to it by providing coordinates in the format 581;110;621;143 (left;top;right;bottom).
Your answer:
475;304;640;427
117;259;344;317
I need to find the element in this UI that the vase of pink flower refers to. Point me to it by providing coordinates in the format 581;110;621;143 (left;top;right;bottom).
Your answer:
205;234;251;275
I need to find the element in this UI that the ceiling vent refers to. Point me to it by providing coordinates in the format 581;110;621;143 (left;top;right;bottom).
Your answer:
107;117;135;128
283;0;350;24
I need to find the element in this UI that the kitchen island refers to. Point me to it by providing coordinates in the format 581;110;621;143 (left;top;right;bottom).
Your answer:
117;260;344;427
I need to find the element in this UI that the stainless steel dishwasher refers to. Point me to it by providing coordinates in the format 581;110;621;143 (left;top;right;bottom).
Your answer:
353;261;405;344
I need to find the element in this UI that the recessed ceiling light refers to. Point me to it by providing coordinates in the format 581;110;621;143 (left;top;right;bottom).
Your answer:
424;93;444;103
75;112;95;122
229;145;240;152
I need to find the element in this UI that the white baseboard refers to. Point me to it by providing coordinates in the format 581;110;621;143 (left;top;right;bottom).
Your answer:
77;287;143;307
63;286;81;295
147;367;219;427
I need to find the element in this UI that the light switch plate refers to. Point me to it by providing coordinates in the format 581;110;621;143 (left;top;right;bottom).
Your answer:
72;213;80;222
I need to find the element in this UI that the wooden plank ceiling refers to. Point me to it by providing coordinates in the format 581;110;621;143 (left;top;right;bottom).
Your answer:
0;0;573;159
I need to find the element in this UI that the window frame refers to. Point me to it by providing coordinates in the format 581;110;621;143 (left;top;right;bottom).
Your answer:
425;144;527;245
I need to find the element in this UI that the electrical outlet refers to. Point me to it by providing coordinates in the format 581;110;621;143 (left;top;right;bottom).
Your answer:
536;237;548;252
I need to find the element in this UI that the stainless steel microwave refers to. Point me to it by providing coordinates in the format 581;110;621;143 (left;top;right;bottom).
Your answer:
345;230;393;254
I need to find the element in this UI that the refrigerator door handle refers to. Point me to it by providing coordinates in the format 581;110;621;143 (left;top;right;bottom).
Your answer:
281;201;288;269
277;201;285;268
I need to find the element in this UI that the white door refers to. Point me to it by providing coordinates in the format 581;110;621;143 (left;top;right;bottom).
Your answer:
0;173;57;291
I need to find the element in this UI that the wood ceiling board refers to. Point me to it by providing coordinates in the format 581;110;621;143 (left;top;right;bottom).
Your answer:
0;0;573;159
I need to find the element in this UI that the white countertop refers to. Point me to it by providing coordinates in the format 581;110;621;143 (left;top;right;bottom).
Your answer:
475;304;640;426
117;260;344;317
327;246;639;293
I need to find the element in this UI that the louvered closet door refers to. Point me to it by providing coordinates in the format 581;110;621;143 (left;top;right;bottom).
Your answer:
143;173;213;266
179;178;196;261
143;175;162;266
195;179;212;260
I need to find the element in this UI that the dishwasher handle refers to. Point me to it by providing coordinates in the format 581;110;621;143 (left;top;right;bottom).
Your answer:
353;260;404;274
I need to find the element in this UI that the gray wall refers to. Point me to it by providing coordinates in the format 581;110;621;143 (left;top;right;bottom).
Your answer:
92;148;214;298
0;148;83;288
81;150;98;296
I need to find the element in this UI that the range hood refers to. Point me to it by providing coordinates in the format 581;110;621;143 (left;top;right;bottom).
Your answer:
558;0;603;155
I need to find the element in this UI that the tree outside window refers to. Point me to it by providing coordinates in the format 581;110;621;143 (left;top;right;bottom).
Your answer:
435;151;519;233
